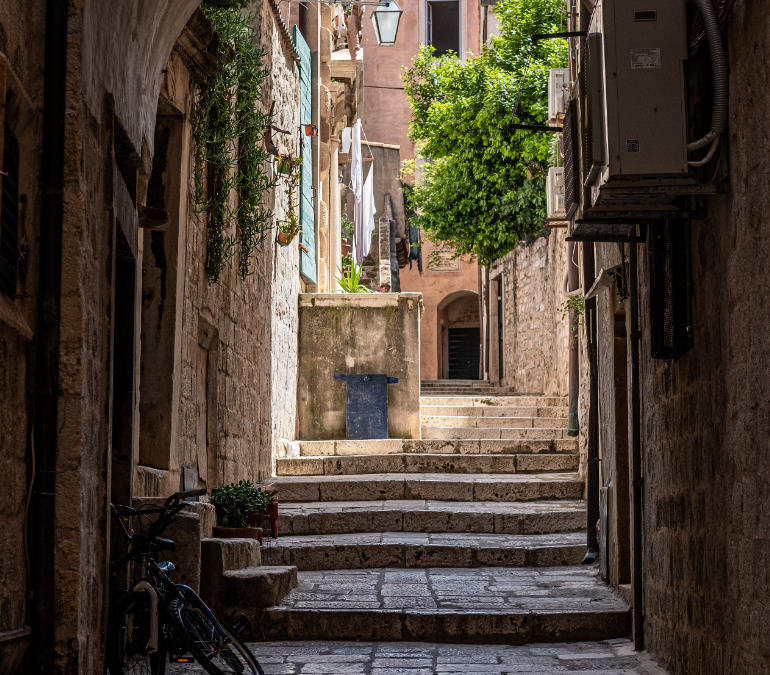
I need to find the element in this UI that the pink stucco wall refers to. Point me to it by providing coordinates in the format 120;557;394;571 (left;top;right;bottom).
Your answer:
361;0;481;380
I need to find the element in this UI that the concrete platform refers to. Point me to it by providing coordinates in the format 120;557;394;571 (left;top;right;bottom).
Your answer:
421;405;568;418
258;567;631;644
420;396;568;407
273;473;584;502
277;453;579;476
277;499;586;536
297;438;578;457
260;532;585;570
421;426;568;440
421;415;569;429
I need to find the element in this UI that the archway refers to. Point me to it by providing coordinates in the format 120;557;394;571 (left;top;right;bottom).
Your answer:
437;291;480;380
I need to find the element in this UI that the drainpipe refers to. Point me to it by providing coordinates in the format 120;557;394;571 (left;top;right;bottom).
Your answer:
582;241;599;563
485;265;490;380
628;240;643;650
30;0;68;672
478;266;483;380
567;241;579;436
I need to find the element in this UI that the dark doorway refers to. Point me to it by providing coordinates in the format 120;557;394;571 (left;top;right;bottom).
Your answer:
448;327;480;380
110;228;136;513
613;306;631;584
427;1;460;57
497;285;504;380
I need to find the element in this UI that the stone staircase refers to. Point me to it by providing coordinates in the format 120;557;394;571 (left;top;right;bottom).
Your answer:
257;387;630;644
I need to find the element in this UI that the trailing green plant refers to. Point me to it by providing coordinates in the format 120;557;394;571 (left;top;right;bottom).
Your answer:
209;479;271;528
277;154;302;244
559;294;585;345
402;0;567;265
192;2;275;283
336;262;372;293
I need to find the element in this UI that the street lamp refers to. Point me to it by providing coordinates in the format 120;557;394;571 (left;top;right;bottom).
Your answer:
371;0;403;47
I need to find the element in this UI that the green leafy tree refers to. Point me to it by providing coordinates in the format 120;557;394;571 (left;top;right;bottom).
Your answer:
402;0;567;265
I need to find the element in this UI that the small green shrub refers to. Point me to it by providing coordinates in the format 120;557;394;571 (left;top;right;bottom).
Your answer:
209;479;271;528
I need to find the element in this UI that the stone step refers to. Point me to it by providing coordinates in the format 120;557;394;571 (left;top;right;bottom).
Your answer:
421;396;568;407
421;405;568;418
259;567;631;644
277;453;579;476
243;639;667;673
273;473;583;502
297;438;578;457
277;499;586;536
262;532;585;570
421;415;568;429
422;427;568;440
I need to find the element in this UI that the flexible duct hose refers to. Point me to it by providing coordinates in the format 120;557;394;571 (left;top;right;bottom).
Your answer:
687;0;728;161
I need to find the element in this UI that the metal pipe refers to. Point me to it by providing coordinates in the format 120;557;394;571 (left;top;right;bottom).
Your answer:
485;266;490;379
567;241;579;437
31;0;68;672
629;239;643;650
582;242;599;561
478;266;483;380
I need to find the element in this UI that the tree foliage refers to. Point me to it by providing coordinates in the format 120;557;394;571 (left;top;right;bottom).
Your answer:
402;0;567;265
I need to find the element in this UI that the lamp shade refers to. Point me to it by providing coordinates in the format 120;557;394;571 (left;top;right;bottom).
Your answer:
371;0;402;47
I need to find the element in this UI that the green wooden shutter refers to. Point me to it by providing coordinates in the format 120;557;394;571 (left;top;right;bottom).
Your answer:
293;26;316;284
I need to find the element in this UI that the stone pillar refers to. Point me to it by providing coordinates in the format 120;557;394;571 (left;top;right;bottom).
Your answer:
329;136;342;291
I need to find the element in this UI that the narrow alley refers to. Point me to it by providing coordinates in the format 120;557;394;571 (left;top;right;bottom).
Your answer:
1;1;768;675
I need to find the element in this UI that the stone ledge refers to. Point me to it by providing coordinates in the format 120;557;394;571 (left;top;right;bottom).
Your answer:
258;607;631;644
259;532;585;570
273;473;584;502
277;453;579;477
276;499;586;536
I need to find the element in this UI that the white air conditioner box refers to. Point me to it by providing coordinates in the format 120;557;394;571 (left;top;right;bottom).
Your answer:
547;166;566;220
564;0;726;240
548;69;570;126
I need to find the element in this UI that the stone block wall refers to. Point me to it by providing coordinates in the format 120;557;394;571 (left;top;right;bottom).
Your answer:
495;231;569;396
297;293;422;440
591;3;770;672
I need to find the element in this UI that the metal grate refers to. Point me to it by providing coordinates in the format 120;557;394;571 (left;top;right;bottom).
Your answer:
649;220;693;360
563;100;577;216
0;126;20;297
582;39;592;184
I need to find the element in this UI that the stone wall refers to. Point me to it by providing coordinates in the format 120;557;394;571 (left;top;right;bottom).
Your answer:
297;293;422;440
0;2;302;673
495;231;569;396
0;3;44;670
592;3;770;672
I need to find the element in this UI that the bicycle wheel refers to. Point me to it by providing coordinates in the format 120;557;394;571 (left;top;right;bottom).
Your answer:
107;592;166;675
169;597;263;675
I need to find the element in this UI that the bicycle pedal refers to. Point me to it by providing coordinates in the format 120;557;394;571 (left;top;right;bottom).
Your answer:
230;613;251;636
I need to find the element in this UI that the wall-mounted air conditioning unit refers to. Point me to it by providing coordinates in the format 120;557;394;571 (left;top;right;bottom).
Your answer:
565;0;728;241
546;166;566;220
548;68;570;127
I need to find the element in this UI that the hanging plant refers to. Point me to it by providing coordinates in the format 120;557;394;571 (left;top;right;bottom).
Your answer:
276;154;302;246
192;2;276;283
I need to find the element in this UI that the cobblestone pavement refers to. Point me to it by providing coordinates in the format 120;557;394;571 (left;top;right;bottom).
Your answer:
273;566;627;611
168;638;668;674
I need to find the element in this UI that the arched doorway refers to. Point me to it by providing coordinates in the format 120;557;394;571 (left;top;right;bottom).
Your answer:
437;291;481;380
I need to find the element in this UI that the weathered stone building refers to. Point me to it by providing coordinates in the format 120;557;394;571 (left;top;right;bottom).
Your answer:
0;0;314;672
558;1;770;674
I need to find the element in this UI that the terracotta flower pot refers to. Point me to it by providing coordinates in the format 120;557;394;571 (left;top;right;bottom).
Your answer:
277;230;294;246
212;526;262;543
303;123;317;137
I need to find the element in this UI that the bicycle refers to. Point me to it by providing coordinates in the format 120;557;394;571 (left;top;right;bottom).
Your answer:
107;489;265;675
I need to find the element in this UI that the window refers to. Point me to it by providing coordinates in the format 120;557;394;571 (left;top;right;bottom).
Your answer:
427;0;460;57
0;125;19;297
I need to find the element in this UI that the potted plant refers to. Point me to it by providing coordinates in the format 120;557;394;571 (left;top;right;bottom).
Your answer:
209;479;271;541
276;154;302;246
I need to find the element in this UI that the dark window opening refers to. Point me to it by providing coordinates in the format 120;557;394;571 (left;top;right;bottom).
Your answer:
427;1;460;57
1;126;20;297
448;327;480;380
497;286;504;380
